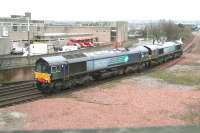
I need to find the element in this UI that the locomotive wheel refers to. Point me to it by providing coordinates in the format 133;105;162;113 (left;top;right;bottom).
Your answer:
92;74;101;80
53;81;62;93
41;86;53;94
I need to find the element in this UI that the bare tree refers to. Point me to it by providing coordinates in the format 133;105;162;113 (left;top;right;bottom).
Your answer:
143;20;192;43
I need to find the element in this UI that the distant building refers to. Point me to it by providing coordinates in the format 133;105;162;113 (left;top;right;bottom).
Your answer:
0;12;128;45
35;33;94;41
35;32;97;47
0;12;44;40
0;37;9;55
44;21;128;43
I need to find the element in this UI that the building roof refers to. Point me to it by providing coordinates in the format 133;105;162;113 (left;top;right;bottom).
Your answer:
129;45;149;53
41;33;93;37
69;36;97;41
143;44;161;51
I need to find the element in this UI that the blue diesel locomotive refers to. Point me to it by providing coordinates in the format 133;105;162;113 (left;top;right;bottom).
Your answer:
34;42;182;93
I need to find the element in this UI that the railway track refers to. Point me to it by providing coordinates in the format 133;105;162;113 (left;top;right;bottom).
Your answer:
0;81;44;108
0;36;199;108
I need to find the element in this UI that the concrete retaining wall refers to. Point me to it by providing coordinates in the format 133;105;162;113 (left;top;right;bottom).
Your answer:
0;44;112;70
0;66;34;83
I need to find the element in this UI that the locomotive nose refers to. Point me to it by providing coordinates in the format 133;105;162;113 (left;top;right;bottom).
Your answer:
34;72;51;91
34;72;51;84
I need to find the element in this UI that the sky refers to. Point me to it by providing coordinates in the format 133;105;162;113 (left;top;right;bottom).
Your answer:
0;0;200;21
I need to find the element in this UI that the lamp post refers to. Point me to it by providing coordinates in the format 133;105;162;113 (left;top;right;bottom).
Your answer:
146;24;149;41
27;17;30;65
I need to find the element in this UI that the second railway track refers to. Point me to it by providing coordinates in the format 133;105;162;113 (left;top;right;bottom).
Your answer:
0;81;44;108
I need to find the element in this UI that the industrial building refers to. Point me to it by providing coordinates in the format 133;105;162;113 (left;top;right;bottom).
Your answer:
35;33;94;41
0;12;45;41
0;12;128;43
0;37;9;55
45;21;128;43
0;13;128;55
35;33;97;47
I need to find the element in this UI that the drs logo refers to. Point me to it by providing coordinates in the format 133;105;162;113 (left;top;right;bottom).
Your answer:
109;55;129;66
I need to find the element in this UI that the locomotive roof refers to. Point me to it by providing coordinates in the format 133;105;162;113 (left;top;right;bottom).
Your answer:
84;50;121;57
67;49;139;63
143;44;161;50
84;49;131;58
39;56;67;65
161;42;179;47
128;45;149;52
67;50;120;63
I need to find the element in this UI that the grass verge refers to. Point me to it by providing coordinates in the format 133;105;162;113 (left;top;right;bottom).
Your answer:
146;70;200;86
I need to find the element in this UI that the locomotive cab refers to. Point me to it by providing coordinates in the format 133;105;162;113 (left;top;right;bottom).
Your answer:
34;56;68;92
35;60;51;83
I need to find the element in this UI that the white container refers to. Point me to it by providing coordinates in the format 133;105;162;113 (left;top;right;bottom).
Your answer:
10;41;24;54
62;45;78;52
29;43;48;55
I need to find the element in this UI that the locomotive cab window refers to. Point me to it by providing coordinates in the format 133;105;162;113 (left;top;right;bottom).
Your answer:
51;66;57;73
36;63;42;72
51;65;61;73
35;62;50;73
158;48;164;55
176;45;181;50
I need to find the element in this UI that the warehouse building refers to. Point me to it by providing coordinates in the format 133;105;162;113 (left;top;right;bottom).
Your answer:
0;13;128;55
35;33;94;41
0;12;45;40
35;32;97;47
45;21;128;43
0;13;128;44
0;37;9;55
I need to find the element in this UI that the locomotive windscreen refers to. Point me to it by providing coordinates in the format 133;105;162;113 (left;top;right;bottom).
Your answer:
35;61;50;73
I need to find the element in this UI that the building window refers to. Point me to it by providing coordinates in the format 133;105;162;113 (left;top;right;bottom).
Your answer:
111;36;116;42
111;31;117;42
12;24;18;32
111;31;116;36
37;26;40;31
21;24;27;32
